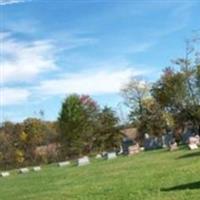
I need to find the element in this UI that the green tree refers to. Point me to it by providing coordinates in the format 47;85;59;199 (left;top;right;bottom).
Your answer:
58;94;99;158
94;106;122;152
152;36;200;132
137;98;167;137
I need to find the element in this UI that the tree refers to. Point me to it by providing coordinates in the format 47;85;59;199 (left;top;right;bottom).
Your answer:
18;118;52;163
58;94;99;158
94;106;122;152
152;36;200;133
121;78;150;123
137;98;167;137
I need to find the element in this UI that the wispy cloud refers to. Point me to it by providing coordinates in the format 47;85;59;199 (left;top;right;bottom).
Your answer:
0;0;28;5
0;32;57;84
36;68;145;96
50;31;98;52
118;41;155;54
0;87;30;106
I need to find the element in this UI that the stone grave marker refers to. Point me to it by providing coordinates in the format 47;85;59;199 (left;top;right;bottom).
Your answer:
58;161;70;167
188;136;199;150
19;168;29;174
1;172;10;177
128;143;140;155
107;152;117;160
96;154;102;159
189;143;198;150
169;142;178;151
33;166;41;171
77;156;90;166
140;147;145;151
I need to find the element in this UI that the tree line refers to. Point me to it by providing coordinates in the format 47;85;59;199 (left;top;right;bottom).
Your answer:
0;95;122;170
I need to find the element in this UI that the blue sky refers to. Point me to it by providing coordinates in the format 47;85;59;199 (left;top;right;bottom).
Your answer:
0;0;200;122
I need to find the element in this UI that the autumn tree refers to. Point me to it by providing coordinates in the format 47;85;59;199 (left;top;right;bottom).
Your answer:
121;78;150;123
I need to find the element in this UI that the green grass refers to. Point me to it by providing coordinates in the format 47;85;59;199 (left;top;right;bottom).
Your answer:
1;148;200;200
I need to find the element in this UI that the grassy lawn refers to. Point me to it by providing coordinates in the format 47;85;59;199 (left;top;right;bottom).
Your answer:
0;148;200;200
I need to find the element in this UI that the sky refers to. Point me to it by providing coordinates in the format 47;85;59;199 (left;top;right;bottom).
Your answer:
0;0;200;122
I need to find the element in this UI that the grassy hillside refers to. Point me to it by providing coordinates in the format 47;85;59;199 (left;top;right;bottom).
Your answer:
0;148;200;200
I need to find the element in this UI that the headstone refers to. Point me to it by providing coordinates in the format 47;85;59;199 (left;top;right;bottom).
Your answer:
188;136;199;150
169;142;178;151
145;133;150;139
95;154;102;159
33;166;41;171
58;161;70;167
19;168;29;174
128;143;140;155
77;156;90;166
1;172;10;177
107;152;117;160
188;143;198;150
189;136;200;145
140;147;145;151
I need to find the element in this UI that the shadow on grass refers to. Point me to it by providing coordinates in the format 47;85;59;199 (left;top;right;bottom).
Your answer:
177;151;200;159
161;181;200;191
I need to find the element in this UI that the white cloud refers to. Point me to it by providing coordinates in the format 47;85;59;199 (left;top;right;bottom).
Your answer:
0;32;57;83
0;0;27;5
123;42;155;54
37;68;145;96
47;31;98;53
0;87;30;106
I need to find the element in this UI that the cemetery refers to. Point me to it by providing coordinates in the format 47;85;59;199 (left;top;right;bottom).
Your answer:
1;1;200;200
0;147;200;200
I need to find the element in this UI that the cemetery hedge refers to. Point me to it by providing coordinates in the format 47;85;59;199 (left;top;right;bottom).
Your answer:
0;148;200;200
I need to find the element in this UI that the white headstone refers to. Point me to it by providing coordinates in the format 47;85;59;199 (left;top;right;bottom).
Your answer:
140;147;145;151
107;152;117;160
145;133;150;139
128;144;140;155
78;156;90;166
19;168;29;174
95;154;102;159
188;143;198;150
33;166;41;171
169;142;178;151
189;136;200;145
58;161;70;167
1;172;10;177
